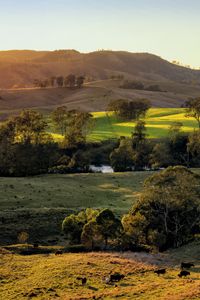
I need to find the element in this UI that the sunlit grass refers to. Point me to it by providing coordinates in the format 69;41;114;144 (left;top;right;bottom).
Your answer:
0;249;200;300
1;108;197;141
89;108;198;141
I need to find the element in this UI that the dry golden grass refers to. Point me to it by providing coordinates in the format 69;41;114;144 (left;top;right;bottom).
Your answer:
0;246;200;300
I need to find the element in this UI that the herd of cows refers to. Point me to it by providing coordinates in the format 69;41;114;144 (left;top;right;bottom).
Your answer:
54;250;195;285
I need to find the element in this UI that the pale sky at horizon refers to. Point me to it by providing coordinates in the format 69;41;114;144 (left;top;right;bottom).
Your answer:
1;0;200;67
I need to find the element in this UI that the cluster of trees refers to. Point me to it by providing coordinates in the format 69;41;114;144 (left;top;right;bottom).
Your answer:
109;97;200;171
62;208;121;249
33;74;85;89
110;120;200;171
108;99;151;120
120;80;163;92
62;167;200;251
0;110;58;176
0;108;93;176
110;120;150;171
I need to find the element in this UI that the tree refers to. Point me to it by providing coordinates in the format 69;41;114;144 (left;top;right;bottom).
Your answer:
56;76;64;87
0;110;57;176
62;211;87;244
64;74;76;88
187;130;200;167
108;99;151;121
132;121;151;170
76;76;85;88
95;209;121;248
150;142;173;168
168;123;189;166
169;122;183;138
49;76;56;87
81;220;100;250
52;106;69;136
12;110;48;144
110;137;134;171
124;167;200;250
132;120;146;144
185;97;200;128
62;209;99;244
120;80;144;90
64;111;94;146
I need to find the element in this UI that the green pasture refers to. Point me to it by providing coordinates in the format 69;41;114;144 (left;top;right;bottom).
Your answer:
0;172;153;215
89;108;198;141
49;108;198;142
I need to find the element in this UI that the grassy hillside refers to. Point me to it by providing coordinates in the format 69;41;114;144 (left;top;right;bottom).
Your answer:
0;172;150;213
1;244;200;299
90;108;198;140
2;81;200;122
0;172;152;244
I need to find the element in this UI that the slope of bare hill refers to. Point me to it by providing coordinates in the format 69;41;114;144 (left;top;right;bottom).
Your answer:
0;50;200;89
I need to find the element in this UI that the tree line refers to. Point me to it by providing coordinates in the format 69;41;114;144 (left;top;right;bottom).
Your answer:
0;108;93;176
119;80;163;92
33;74;85;88
0;97;200;176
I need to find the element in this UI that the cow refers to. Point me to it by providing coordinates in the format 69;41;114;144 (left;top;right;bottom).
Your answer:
181;262;194;269
178;270;190;278
154;269;166;275
55;250;63;255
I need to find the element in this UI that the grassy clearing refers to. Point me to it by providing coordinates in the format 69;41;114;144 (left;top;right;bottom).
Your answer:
0;172;152;214
0;172;153;244
0;244;200;300
89;108;198;141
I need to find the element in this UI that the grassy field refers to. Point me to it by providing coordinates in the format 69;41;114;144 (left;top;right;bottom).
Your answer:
89;108;198;141
0;172;152;214
0;172;153;244
1;170;200;245
49;108;198;142
1;241;200;300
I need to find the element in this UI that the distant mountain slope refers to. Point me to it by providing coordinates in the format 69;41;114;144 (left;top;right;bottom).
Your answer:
0;50;200;89
1;79;200;121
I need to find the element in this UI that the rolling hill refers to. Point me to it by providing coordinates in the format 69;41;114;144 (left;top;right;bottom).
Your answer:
1;50;200;119
1;50;200;89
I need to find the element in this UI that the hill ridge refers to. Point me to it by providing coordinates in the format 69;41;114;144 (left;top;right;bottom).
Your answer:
0;50;200;89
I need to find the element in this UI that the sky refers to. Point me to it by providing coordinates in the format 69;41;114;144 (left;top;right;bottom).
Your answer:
0;0;200;67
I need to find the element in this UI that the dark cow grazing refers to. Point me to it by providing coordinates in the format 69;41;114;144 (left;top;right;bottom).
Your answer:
181;262;194;269
76;277;87;285
110;273;125;282
154;269;166;275
178;270;190;278
33;242;39;249
55;250;63;255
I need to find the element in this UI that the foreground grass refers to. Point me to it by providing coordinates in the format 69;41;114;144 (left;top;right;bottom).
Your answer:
1;243;200;300
89;108;198;141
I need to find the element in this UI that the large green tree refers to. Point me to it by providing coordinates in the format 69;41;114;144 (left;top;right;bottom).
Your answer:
108;99;151;120
123;166;200;250
95;209;122;248
9;110;48;145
